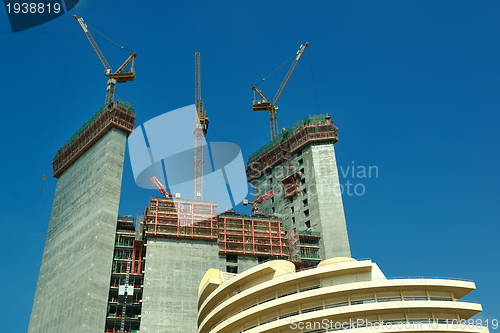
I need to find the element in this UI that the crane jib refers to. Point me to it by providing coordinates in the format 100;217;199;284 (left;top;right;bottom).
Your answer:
252;42;309;140
77;18;88;33
73;14;136;104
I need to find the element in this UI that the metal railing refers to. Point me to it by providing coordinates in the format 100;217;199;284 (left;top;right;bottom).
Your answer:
384;276;473;282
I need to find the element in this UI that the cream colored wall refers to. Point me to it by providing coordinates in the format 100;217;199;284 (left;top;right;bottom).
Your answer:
198;259;483;333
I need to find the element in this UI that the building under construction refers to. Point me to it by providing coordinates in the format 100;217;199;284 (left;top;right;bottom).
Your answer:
27;93;489;333
139;197;290;333
246;114;351;263
28;100;136;333
28;96;352;333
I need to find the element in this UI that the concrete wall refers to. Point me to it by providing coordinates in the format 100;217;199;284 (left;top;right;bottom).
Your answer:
252;142;351;259
309;144;351;258
140;238;259;333
28;128;127;333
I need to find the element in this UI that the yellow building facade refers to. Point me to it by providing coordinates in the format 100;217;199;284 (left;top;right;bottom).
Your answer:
198;258;489;333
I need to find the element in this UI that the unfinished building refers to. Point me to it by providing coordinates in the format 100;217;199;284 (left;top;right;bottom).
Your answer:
28;96;354;333
106;216;145;333
28;100;136;333
246;114;351;262
106;196;296;333
139;196;289;333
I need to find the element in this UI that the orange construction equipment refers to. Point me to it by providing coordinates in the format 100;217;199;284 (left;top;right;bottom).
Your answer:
252;43;309;139
194;52;209;200
73;15;136;104
150;176;179;198
242;189;274;213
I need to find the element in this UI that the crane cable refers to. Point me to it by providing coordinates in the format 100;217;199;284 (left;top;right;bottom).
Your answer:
41;22;76;204
40;174;46;200
254;53;294;87
87;23;133;54
307;48;320;114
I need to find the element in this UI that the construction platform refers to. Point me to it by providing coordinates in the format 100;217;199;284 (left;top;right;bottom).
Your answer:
143;197;290;259
246;114;338;182
52;99;136;178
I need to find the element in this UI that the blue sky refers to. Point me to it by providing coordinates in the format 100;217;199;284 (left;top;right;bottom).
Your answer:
2;1;499;331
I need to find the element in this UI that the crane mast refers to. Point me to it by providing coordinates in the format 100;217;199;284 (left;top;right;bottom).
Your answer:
194;52;209;200
73;15;136;104
252;42;309;139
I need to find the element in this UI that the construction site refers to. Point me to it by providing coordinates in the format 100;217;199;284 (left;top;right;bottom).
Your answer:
28;15;351;333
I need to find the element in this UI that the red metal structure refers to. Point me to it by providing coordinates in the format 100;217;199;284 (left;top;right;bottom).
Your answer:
150;176;173;198
130;241;143;275
246;115;338;183
142;197;289;260
218;213;288;258
243;189;274;213
108;216;145;333
52;100;136;178
144;197;217;240
281;171;302;198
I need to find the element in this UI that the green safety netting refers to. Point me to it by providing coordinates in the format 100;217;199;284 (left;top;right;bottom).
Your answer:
300;254;321;258
116;98;135;112
55;99;134;157
248;114;329;162
298;230;321;236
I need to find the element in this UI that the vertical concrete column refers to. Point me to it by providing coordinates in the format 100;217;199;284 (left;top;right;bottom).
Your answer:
309;144;351;259
140;239;228;333
28;128;127;333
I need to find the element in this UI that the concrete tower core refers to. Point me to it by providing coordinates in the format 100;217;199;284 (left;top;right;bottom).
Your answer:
139;200;289;332
246;115;351;262
28;100;136;333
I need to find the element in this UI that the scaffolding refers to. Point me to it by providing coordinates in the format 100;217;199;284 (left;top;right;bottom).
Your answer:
144;197;218;240
107;216;145;333
294;230;321;271
52;99;136;178
113;217;144;275
131;212;144;276
298;230;321;258
279;137;302;199
143;197;289;259
246;114;338;183
218;213;289;258
281;170;302;198
288;227;300;262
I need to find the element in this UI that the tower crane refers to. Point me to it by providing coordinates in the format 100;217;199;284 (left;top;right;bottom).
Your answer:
243;189;274;214
194;52;209;200
252;42;309;139
73;15;136;104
